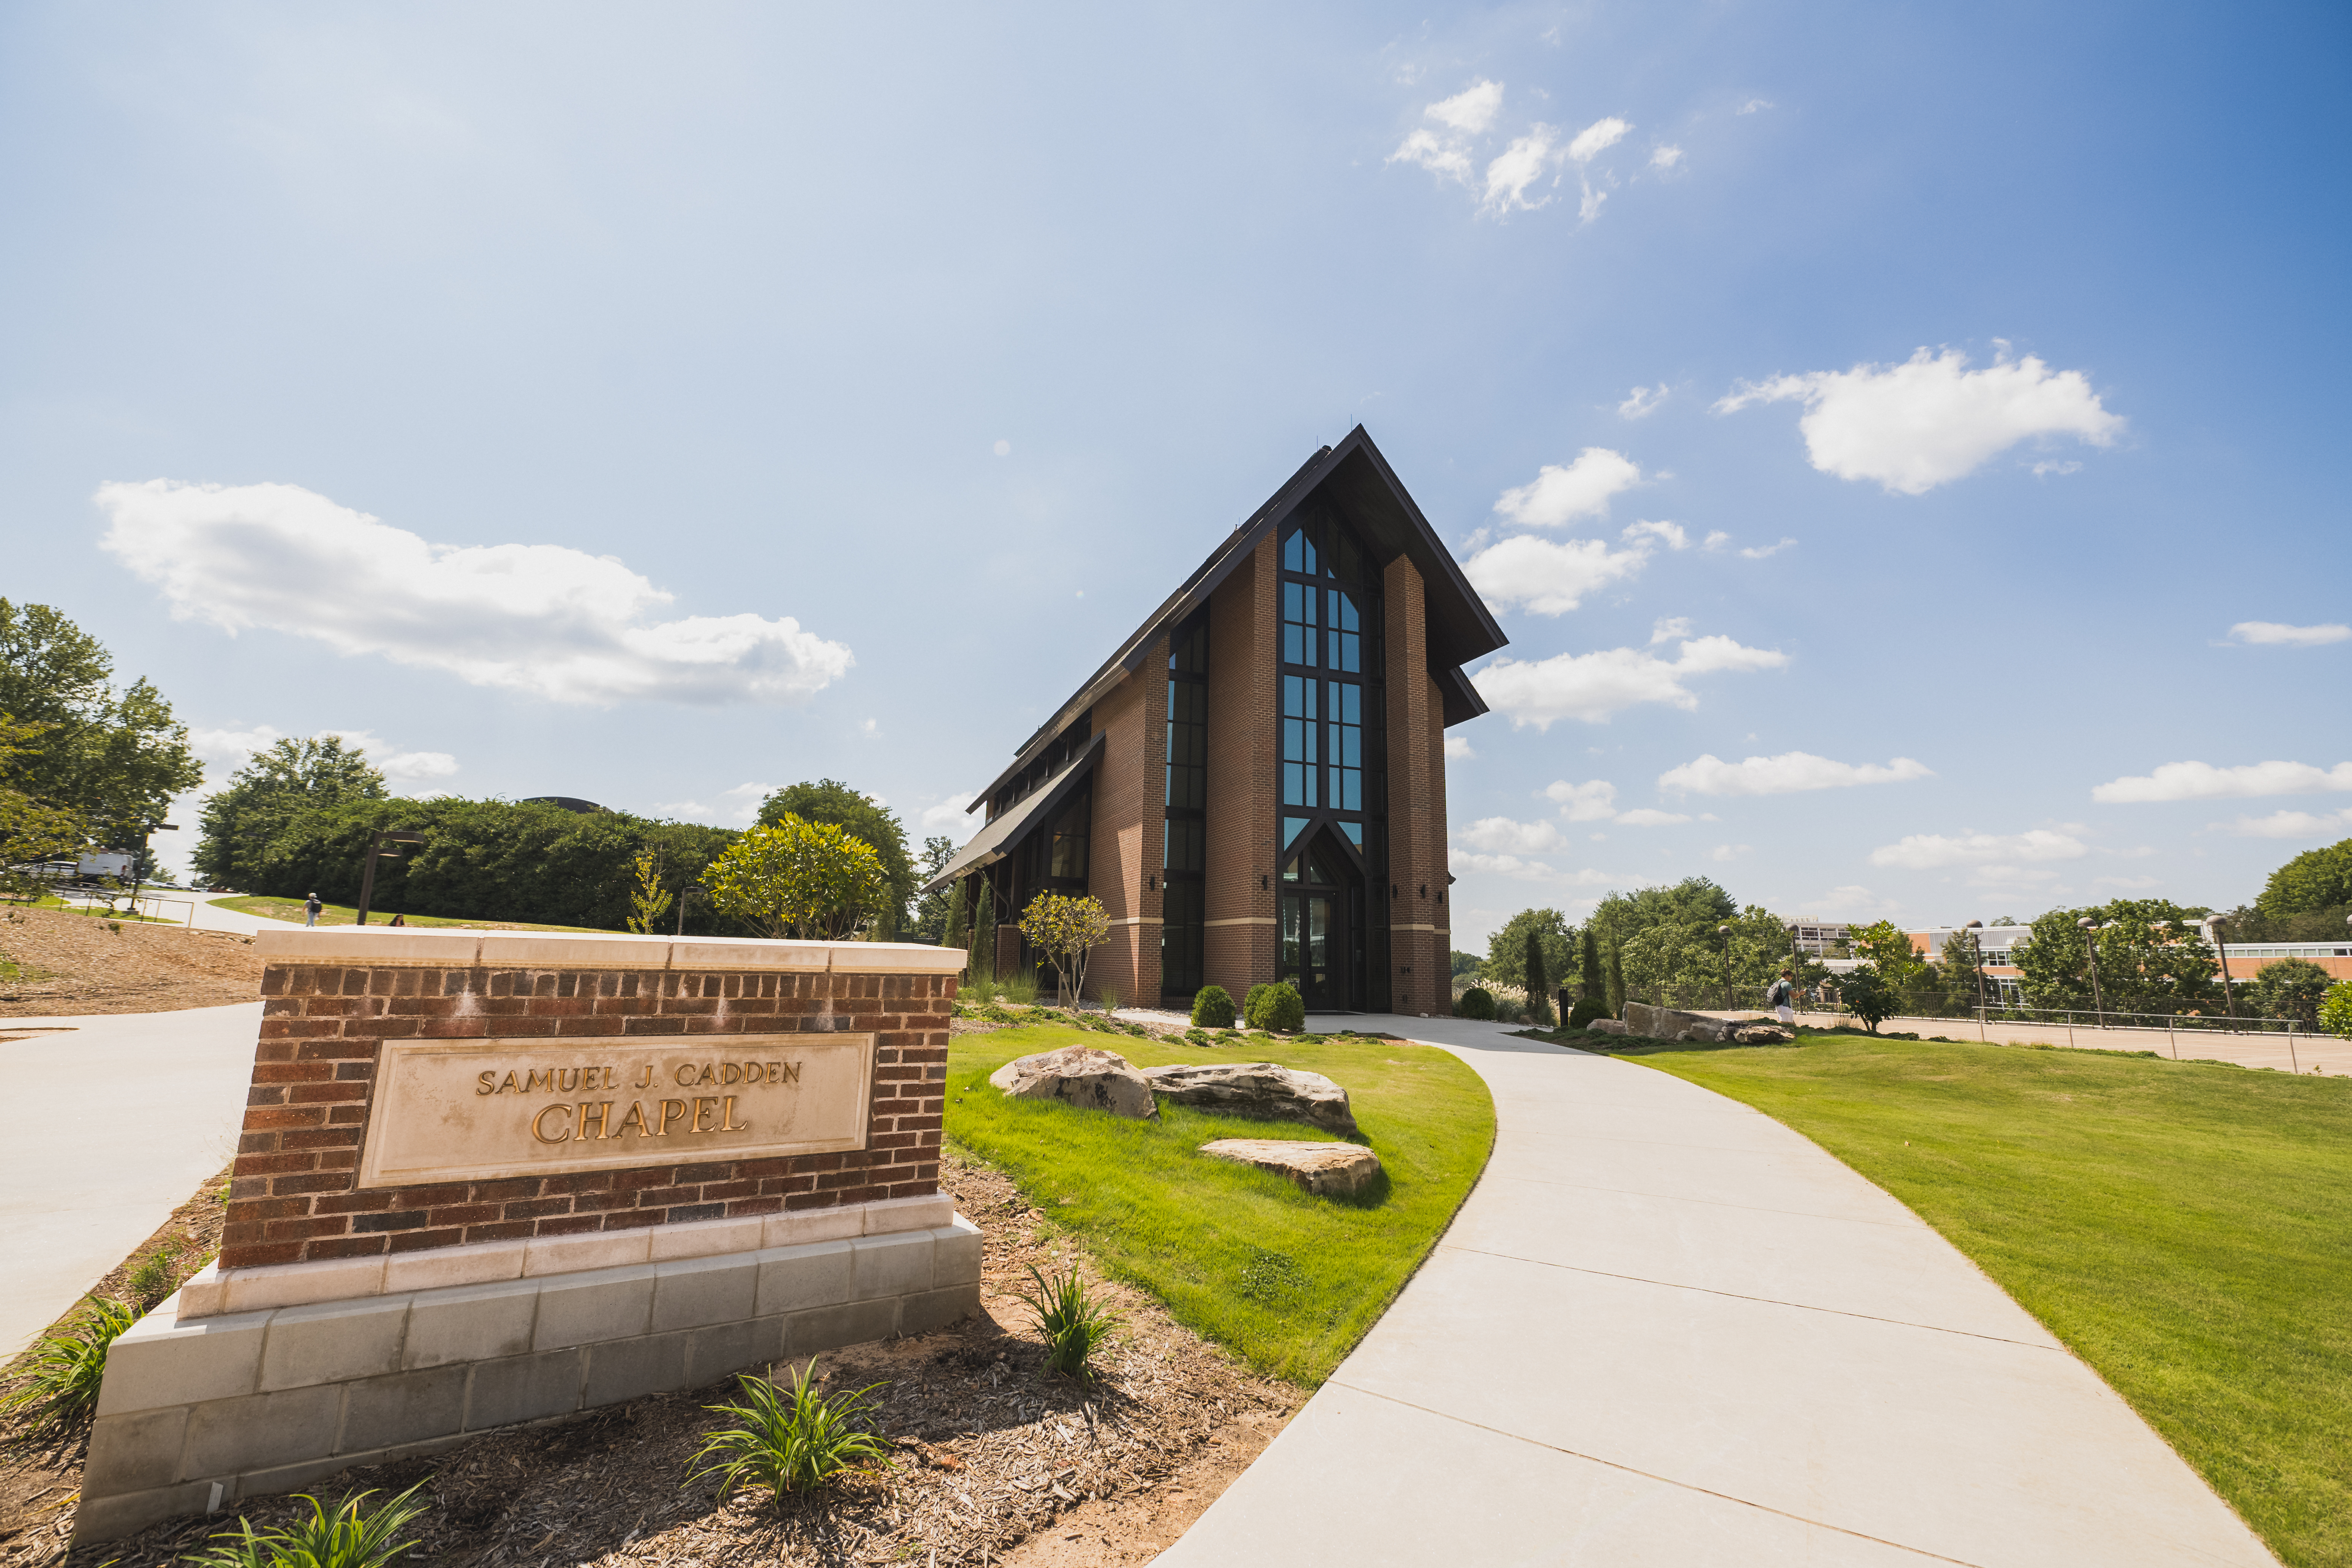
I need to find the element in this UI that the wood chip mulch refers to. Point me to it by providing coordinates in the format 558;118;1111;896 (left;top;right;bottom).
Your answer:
6;1149;1298;1568
0;907;263;1016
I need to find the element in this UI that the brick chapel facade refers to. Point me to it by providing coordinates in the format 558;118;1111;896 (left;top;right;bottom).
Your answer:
924;428;1504;1017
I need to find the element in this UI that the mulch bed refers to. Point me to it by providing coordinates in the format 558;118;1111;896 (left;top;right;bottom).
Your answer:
0;908;263;1016
3;1149;1298;1568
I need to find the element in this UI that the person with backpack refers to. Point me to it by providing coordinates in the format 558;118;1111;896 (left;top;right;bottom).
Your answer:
304;891;323;927
1767;969;1796;1026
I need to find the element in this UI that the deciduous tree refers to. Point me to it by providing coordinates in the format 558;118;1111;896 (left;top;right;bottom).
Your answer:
1018;892;1111;1007
0;600;201;843
758;781;914;939
705;814;888;940
194;736;387;888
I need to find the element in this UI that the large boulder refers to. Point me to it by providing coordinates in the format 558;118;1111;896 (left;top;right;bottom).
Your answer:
1200;1138;1382;1198
988;1046;1159;1120
1732;1022;1795;1045
1621;1002;1789;1045
1142;1062;1358;1136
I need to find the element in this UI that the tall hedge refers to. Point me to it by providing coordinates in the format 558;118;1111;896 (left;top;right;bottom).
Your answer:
240;797;749;933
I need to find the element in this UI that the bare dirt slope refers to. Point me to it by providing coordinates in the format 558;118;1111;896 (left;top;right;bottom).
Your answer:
0;907;263;1016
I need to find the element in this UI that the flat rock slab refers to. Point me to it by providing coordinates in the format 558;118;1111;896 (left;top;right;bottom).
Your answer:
1144;1062;1359;1136
989;1045;1159;1120
1200;1139;1381;1198
1624;1003;1789;1045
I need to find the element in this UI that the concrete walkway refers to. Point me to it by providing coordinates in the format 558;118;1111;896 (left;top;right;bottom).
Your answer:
0;1002;262;1353
1161;1016;2277;1567
1779;1008;2350;1076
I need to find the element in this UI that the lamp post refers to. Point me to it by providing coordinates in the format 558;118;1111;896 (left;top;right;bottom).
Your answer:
354;831;428;925
1788;922;1803;1016
2210;915;2237;1023
1964;919;1987;1039
2077;917;2107;1027
1717;923;1733;1011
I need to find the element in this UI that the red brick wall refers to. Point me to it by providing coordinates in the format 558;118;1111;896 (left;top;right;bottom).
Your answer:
1204;537;1277;997
1382;556;1451;1017
224;964;949;1270
1086;653;1157;1005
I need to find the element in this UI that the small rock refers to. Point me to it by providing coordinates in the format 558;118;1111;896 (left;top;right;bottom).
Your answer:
1141;1062;1358;1136
1585;1018;1628;1035
1732;1023;1795;1045
988;1046;1159;1120
1198;1138;1383;1198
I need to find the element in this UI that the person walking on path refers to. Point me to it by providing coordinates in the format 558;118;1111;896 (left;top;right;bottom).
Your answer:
303;891;322;927
1767;969;1796;1026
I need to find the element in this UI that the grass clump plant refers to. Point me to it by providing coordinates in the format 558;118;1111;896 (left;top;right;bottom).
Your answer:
1014;1263;1120;1379
127;1244;181;1310
188;1485;429;1568
2;1295;139;1432
688;1359;894;1502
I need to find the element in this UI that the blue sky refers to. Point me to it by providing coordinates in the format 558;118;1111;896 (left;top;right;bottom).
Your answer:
5;2;2346;947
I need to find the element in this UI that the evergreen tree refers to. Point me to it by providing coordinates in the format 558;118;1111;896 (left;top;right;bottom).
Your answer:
1941;927;1985;1013
971;879;996;983
942;880;966;952
1606;939;1627;1015
1580;928;1604;1001
1523;927;1552;1023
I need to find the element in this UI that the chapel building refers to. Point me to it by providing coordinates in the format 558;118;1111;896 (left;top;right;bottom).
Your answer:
925;427;1504;1016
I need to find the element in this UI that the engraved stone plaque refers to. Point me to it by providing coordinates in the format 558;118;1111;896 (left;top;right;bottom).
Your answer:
356;1033;877;1188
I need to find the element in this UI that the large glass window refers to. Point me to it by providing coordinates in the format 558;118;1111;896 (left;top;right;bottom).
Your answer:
1281;675;1318;806
1162;611;1208;996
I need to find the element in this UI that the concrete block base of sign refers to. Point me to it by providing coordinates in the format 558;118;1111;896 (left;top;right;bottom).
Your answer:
74;1217;982;1547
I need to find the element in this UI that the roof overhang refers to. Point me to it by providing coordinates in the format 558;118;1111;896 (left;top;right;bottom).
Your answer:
923;732;1105;894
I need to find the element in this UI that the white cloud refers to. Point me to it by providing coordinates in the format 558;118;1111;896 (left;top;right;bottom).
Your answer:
1648;616;1691;644
97;480;854;706
1649;145;1685;171
919;791;978;833
2228;621;2351;648
1443;735;1475;761
1806;884;1898;917
2094;875;2162;890
1482;124;1570;215
1567;116;1632;162
186;722;455;786
1621;519;1689;550
1618;384;1669;419
2214;808;2352;839
1492;448;1643;526
858;718;880;738
1427;79;1504;134
1389;127;1475;184
705;782;774;824
1615;808;1692;827
2030;459;2080;477
1737;98;1774;115
1739;537;1797;559
1701;530;1731;551
1714;347;2125;495
1449;851;1622;886
1868;829;2087;870
1542;779;1619;820
2091;759;2352;803
1710;844;1753;862
1463;534;1651;615
1460;816;1571;854
1660;751;1933;796
1473;634;1787;728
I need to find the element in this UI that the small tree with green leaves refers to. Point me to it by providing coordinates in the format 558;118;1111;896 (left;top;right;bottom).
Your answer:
2320;981;2352;1040
1579;928;1604;1002
2252;958;2334;1029
704;814;888;940
971;878;996;983
1840;964;1897;1035
942;879;966;952
623;849;673;934
1522;927;1552;1024
1018;891;1112;1007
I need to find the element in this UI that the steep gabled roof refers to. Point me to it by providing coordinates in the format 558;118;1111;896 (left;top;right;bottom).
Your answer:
972;426;1504;812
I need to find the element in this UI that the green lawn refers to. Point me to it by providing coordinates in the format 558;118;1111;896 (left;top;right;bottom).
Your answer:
947;1023;1494;1386
1603;1031;2351;1568
212;895;602;932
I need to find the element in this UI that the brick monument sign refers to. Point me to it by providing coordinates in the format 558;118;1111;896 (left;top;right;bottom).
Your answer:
76;927;974;1546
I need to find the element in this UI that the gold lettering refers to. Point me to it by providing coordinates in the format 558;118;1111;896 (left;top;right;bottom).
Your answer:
613;1101;652;1138
531;1104;573;1143
721;1062;742;1086
655;1099;689;1135
781;1062;802;1085
578;1101;613;1139
477;1071;498;1095
720;1095;749;1132
498;1071;522;1094
556;1067;579;1093
605;1066;619;1089
673;1063;697;1087
692;1096;720;1134
526;1069;556;1094
695;1064;717;1087
634;1064;655;1090
764;1062;779;1084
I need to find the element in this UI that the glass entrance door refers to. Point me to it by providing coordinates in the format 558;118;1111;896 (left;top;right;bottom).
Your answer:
1280;890;1346;1010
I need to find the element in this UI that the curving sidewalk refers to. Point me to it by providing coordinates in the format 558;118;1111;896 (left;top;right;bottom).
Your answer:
1159;1017;2277;1567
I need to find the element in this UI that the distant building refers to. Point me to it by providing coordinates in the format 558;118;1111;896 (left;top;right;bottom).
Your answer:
1792;922;1850;956
1909;926;2031;1000
1909;921;2352;996
923;427;1504;1015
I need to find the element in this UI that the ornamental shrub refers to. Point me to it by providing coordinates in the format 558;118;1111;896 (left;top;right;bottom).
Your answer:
1192;985;1236;1028
2322;981;2352;1040
1259;981;1305;1033
1567;996;1611;1029
1456;986;1497;1020
1242;982;1274;1029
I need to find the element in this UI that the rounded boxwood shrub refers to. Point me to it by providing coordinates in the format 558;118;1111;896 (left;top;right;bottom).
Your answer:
1457;986;1497;1020
1191;984;1236;1029
1260;981;1305;1033
1242;982;1274;1029
1567;996;1611;1029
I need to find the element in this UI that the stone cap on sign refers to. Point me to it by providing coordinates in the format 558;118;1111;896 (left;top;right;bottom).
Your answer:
252;927;969;974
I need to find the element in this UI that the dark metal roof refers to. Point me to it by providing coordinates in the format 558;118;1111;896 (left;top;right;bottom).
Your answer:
922;732;1105;893
971;427;1503;812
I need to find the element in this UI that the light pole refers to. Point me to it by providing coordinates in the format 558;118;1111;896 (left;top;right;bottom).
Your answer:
1717;923;1733;1011
2077;917;2107;1027
355;831;428;925
2210;915;2237;1022
1964;919;1987;1039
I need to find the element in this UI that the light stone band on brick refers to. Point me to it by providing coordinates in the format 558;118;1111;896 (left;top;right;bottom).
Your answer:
76;1219;982;1548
